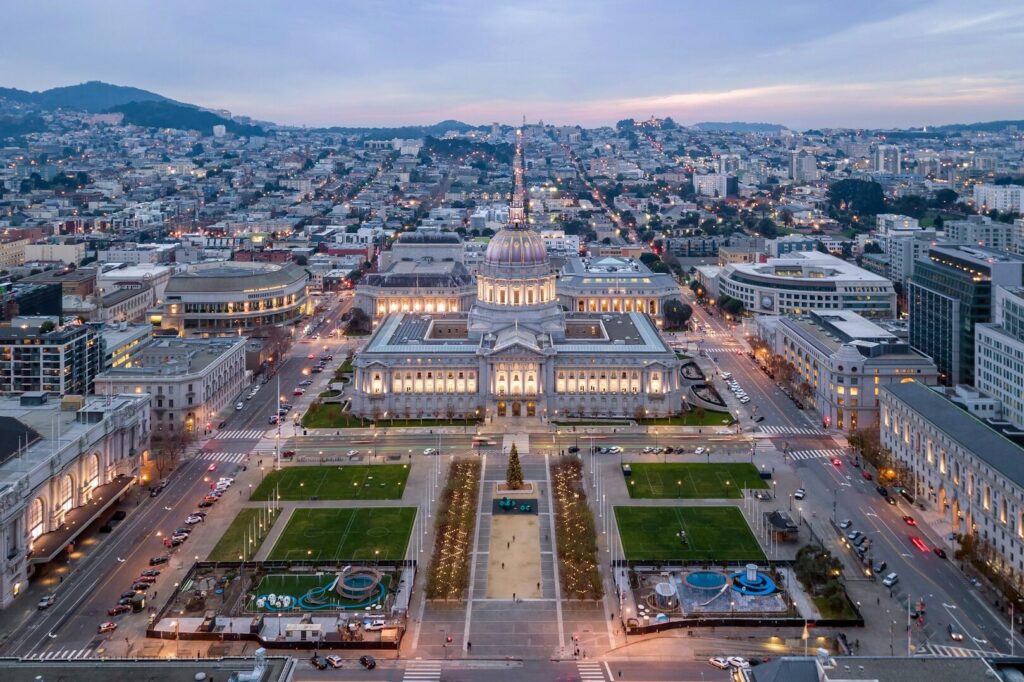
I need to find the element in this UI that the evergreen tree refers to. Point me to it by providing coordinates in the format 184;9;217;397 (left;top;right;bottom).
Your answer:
506;443;524;490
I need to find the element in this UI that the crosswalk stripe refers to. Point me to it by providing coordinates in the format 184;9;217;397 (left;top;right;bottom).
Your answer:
758;425;827;436
577;662;607;680
210;429;266;440
918;643;996;658
197;452;248;464
789;448;846;461
403;661;442;681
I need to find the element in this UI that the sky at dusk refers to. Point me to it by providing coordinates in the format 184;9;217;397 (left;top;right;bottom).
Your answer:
3;0;1024;129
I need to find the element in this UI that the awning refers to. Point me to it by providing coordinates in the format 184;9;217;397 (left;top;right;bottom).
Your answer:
30;475;135;564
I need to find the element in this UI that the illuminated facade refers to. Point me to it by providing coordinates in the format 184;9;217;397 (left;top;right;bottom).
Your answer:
351;131;683;422
758;310;938;431
161;261;310;337
557;255;679;325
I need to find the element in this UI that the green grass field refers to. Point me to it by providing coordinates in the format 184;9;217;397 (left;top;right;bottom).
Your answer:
267;507;415;562
301;402;368;428
614;506;765;562
625;463;769;499
251;465;409;501
207;507;280;561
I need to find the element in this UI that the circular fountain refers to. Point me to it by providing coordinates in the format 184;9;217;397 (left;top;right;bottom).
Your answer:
654;581;677;609
684;571;728;591
729;563;777;596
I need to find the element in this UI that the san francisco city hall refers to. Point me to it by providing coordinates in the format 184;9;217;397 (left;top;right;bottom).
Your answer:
350;132;683;422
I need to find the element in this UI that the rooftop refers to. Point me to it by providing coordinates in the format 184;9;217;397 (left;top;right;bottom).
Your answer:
165;261;307;294
0;655;294;682
752;655;994;682
361;260;472;288
928;243;1024;267
97;337;245;377
882;381;1024;489
727;252;891;283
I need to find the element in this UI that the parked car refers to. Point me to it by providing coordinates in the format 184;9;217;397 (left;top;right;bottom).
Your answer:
141;569;161;577
310;655;328;670
793;488;806;500
727;657;751;669
876;485;889;497
882;572;899;587
235;402;244;411
872;560;887;574
325;655;344;668
708;657;730;670
862;471;873;480
117;597;134;606
838;519;852;529
149;556;168;566
359;655;376;670
108;605;131;616
198;499;214;508
185;515;203;525
132;582;152;591
134;575;157;584
98;621;117;634
37;595;56;610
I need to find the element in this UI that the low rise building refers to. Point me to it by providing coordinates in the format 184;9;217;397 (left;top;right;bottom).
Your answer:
0;392;150;609
94;337;248;438
758;310;938;431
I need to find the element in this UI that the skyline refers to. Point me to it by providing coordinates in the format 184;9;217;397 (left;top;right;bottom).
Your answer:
1;0;1023;129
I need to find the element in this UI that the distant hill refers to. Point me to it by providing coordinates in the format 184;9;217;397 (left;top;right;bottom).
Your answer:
0;81;172;112
691;121;786;133
320;119;480;140
106;100;264;136
931;119;1024;133
0;113;47;140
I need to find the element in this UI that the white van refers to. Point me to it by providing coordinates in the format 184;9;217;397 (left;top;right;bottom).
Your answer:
881;572;899;587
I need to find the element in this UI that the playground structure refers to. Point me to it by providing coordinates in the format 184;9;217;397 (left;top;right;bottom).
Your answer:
255;566;387;612
730;563;778;596
496;496;534;513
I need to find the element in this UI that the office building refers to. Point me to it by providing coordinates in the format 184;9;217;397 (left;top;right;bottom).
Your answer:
975;286;1024;429
697;252;897;317
0;392;150;608
908;245;1024;386
876;214;919;232
758;310;938;431
945;215;1016;252
94;337;248;437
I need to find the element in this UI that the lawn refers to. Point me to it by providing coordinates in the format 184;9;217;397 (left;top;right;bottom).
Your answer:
267;507;415;562
249;573;392;610
251;464;409;501
301;402;368;428
552;420;631;427
638;410;735;426
625;463;769;499
614;506;765;562
207;507;280;561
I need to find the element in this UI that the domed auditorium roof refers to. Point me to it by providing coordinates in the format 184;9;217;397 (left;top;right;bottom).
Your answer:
483;225;548;268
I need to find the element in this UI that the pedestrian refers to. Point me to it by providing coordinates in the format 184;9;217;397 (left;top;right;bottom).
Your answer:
536;582;540;590
513;592;516;601
501;562;504;569
507;541;510;549
512;535;515;542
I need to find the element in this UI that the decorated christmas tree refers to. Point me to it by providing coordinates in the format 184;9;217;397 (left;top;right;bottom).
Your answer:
506;443;524;490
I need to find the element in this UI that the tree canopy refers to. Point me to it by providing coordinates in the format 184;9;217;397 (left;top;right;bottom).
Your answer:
827;179;886;216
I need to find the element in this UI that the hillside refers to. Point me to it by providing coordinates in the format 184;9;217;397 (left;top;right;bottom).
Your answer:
0;81;172;112
106;100;264;136
321;119;479;140
932;119;1024;133
691;121;786;133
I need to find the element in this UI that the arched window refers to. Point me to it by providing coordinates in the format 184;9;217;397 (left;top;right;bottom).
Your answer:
29;497;44;539
60;475;74;513
86;453;100;490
